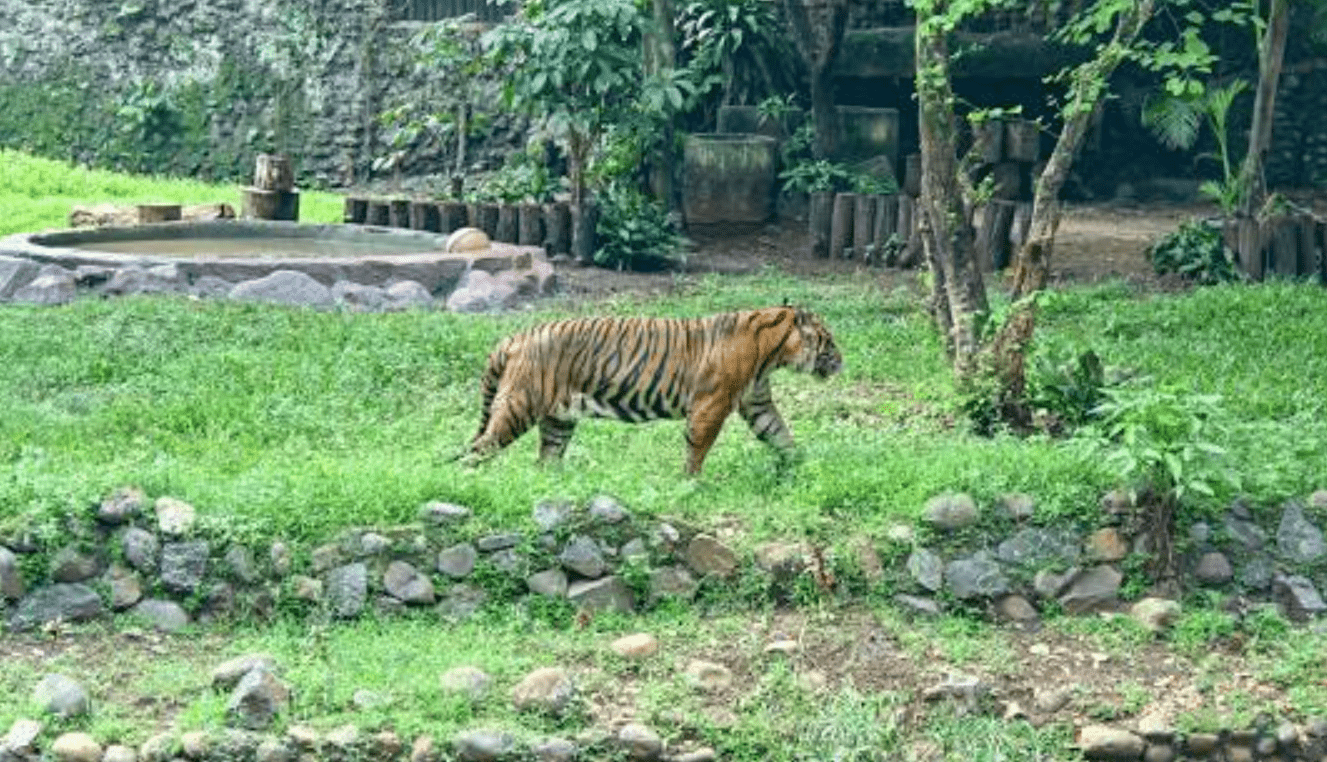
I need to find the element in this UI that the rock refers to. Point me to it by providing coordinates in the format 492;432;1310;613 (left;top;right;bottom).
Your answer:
683;660;732;692
410;735;439;762
1277;500;1326;564
269;542;292;576
440;666;492;702
159;541;210;594
684;534;738;578
129;599;191;632
476;533;522;552
419;501;471;524
1;722;41;759
103;744;138;762
190;276;234;299
0;546;25;600
103;264;182;295
1084;528;1128;562
332;281;387;311
1033;685;1074;714
852;537;885;583
1193;551;1233;586
446;270;517;313
617;723;663;761
353;531;392;557
180;730;208;759
212;654;278;691
8;583;104;630
649;566;698;600
559;535;607;579
610;633;659;659
222;545;260;584
12;265;76;305
1130;597;1181;632
922;492;979;530
437;543;478;579
138;732;176;762
998;492;1036;521
453;729;514;762
229;270;334;308
383;560;436;605
385;280;433;309
1274;574;1327;620
944;553;1010;600
529;737;577;762
907;547;944;592
532;499;575;531
753;542;807;580
527;568;569;598
49;732;102;762
98;487;146;525
488;548;527;575
1224;511;1267;551
154;497;197;537
511;667;575;714
326;562;369;619
227;668;290;730
1058;566;1123;614
324;725;362;757
106;565;143;610
32;674;91;717
567;576;635;613
894;594;942;617
587;495;630;523
121;527;160;572
921;673;991;711
292;575;323;602
1078;725;1144;759
996;527;1080;566
994;594;1038;622
437;583;487;621
1034;566;1077;599
0;255;41;300
670;748;717;762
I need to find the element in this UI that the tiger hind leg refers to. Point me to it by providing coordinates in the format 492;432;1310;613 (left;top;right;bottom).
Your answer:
468;391;536;461
537;416;577;463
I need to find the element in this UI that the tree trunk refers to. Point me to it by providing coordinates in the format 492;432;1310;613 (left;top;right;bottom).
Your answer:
779;0;849;160
646;0;678;212
1009;0;1154;301
914;9;988;375
1236;0;1290;218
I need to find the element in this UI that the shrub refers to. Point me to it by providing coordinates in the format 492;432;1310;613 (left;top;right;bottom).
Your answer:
1147;220;1237;284
593;181;685;271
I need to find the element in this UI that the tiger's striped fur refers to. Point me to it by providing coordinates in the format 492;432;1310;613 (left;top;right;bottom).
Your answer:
467;306;842;474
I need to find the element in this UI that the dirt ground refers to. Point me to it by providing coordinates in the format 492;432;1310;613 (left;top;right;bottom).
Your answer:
554;201;1227;302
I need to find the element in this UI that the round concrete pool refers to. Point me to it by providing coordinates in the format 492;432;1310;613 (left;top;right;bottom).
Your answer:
0;219;534;290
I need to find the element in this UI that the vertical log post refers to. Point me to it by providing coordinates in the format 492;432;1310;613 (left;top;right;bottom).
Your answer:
518;203;544;247
469;203;500;238
243;154;299;221
408;200;441;232
388;199;411;228
495;204;520;243
829;192;855;259
853;194;876;261
808;191;834;258
543;202;572;256
344;197;368;224
873;194;899;263
570;200;599;264
366;200;391;227
439;202;468;234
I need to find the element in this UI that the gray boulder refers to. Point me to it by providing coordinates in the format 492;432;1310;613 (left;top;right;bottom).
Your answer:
229;270;334;308
8;583;104;630
12;264;76;305
0;255;41;299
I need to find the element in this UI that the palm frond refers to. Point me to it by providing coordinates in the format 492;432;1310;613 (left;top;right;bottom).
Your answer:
1141;94;1201;151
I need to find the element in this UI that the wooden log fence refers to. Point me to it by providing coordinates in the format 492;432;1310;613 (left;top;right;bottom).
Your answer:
1226;213;1327;284
341;196;575;256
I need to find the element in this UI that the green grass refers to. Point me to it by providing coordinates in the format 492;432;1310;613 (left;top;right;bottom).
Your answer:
0;149;344;236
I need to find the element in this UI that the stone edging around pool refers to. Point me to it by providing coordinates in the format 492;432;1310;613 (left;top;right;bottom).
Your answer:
0;220;553;311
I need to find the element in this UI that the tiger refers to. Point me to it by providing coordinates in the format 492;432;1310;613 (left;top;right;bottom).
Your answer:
463;305;842;475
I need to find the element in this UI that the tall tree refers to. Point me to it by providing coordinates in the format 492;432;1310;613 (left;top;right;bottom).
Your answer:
1234;0;1291;217
778;0;850;159
913;0;1180;423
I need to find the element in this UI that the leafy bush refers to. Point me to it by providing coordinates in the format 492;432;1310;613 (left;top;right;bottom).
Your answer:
1026;346;1108;431
1087;382;1238;503
1147;220;1237;284
593;181;685;270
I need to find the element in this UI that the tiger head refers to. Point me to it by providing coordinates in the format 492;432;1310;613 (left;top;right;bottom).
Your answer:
790;308;843;379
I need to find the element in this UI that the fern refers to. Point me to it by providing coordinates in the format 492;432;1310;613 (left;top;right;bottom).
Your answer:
1141;94;1201;151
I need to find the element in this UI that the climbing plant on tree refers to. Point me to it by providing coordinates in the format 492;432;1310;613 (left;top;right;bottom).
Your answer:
911;0;1215;428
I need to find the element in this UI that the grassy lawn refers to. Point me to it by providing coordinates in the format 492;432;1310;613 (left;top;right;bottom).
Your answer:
4;154;1327;757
